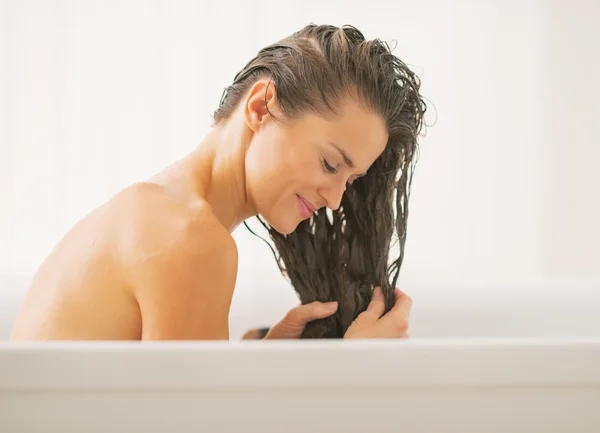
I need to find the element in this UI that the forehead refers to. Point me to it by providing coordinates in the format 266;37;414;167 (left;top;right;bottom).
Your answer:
298;100;388;170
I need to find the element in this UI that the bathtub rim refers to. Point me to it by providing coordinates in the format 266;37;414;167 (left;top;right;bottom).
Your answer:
0;338;599;391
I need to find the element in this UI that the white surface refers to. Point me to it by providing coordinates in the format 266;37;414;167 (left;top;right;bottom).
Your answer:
1;339;599;432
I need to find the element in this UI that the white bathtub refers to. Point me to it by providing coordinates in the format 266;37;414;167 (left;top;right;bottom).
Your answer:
1;276;600;431
1;338;599;432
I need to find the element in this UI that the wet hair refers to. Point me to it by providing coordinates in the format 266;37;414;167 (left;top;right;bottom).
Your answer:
214;23;428;338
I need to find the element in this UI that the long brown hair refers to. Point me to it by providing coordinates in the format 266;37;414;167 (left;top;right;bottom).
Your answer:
214;24;428;338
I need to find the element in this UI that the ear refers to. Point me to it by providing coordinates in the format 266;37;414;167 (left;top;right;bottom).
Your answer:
244;79;277;132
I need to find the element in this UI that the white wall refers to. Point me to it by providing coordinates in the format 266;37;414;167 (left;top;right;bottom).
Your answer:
1;0;599;320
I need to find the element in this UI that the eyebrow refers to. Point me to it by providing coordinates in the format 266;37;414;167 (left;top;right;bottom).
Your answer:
330;142;355;168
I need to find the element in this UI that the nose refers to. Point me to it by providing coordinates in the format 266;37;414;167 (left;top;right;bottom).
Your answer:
320;178;346;211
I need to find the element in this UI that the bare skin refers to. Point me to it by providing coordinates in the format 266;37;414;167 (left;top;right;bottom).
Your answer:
10;80;412;341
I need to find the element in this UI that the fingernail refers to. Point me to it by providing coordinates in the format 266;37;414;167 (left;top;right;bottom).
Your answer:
324;301;338;310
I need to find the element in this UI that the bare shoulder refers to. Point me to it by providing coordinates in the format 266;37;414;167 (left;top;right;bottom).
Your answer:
111;182;238;340
112;182;237;261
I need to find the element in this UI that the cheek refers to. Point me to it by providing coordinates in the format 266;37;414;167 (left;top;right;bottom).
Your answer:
245;132;296;208
295;160;325;188
246;125;284;171
245;127;325;199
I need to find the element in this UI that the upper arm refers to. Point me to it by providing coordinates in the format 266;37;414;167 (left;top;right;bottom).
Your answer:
120;191;238;340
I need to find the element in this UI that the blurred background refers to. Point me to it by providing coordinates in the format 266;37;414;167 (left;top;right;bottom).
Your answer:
1;0;599;339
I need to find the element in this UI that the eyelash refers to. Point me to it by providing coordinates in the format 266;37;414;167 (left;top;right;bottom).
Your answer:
322;159;338;174
321;158;362;188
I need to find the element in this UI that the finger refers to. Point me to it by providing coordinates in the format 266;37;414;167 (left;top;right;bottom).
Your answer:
364;286;386;320
379;291;412;335
266;302;338;339
395;288;404;301
284;301;338;327
391;289;412;316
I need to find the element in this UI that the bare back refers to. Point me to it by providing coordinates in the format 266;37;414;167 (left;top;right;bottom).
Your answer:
10;182;238;341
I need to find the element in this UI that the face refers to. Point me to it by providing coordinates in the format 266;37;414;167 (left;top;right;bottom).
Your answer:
244;80;388;235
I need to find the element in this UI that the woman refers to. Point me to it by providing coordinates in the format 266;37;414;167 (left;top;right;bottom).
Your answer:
10;23;426;341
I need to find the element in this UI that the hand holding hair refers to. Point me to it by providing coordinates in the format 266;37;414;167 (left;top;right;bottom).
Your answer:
261;286;411;340
343;287;411;339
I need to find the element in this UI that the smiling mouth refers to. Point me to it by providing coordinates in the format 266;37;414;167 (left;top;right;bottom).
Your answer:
296;195;317;219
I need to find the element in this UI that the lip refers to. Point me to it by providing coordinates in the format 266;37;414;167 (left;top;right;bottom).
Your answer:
296;195;317;219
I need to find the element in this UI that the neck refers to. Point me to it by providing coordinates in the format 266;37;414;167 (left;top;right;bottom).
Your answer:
204;119;258;231
164;113;257;232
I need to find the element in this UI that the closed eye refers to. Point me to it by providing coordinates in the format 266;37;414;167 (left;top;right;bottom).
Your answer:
322;158;338;174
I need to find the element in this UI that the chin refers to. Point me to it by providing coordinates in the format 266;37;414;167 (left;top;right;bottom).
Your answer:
263;217;300;235
259;209;302;236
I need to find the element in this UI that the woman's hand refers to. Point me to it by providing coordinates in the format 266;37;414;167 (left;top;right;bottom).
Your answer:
260;286;411;339
263;301;339;339
344;286;412;339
